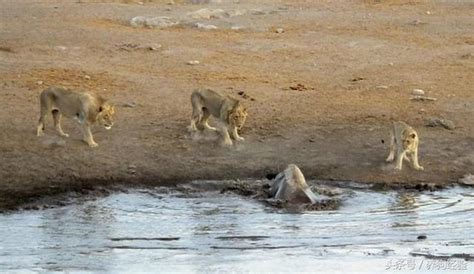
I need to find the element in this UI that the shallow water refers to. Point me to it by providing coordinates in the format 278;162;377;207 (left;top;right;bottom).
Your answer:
0;184;473;273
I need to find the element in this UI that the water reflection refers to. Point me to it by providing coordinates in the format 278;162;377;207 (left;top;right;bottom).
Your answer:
0;186;473;272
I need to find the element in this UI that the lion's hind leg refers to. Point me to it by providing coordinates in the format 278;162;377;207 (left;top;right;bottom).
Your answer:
52;109;69;137
37;93;51;137
201;108;217;131
385;129;396;162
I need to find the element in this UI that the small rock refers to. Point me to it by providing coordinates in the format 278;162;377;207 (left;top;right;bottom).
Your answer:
84;75;91;80
275;28;284;34
37;81;44;85
122;102;137;108
417;235;427;240
187;60;200;65
231;25;245;31
409;19;426;26
426;11;431;15
226;9;246;17
459;174;474;186
410;95;437;102
376;85;388;89
412;88;425;96
188;8;226;20
351;77;365;82
194;23;218;30
130;16;178;29
145;44;162;51
55;46;67;51
425;117;455;130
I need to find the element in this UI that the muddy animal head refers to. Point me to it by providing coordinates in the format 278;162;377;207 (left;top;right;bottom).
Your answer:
402;129;418;151
229;103;247;130
97;103;115;130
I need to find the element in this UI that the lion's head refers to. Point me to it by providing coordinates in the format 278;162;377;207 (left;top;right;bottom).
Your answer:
402;129;418;151
96;103;115;130
229;104;248;130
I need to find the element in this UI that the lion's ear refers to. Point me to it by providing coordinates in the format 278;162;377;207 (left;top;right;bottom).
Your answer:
410;133;416;139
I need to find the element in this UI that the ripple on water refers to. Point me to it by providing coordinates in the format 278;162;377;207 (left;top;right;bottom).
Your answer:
0;185;473;272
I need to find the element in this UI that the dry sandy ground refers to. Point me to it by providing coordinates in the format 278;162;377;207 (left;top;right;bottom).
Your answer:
0;0;473;209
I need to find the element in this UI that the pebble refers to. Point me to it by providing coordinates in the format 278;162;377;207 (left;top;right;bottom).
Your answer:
376;85;388;89
37;81;43;85
187;60;200;65
84;75;91;80
188;8;226;20
122;102;137;108
194;23;218;30
275;28;285;34
425;117;455;130
410;95;437;102
417;235;427;240
130;16;178;29
412;88;425;95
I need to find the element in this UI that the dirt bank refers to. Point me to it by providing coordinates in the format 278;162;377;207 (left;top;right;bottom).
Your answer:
0;0;473;210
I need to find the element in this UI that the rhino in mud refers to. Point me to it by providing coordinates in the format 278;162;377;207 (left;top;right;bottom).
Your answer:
269;164;320;204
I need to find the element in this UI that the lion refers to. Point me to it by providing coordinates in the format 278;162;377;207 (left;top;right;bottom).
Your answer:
36;86;115;147
385;121;423;171
188;88;247;146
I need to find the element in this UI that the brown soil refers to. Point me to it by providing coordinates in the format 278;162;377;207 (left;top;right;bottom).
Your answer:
0;0;473;210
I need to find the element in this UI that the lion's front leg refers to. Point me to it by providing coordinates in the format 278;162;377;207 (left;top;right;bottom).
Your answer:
216;122;233;146
394;149;405;170
231;126;244;142
81;124;98;148
411;148;424;171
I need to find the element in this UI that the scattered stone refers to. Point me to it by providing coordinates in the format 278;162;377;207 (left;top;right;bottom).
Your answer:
194;23;218;30
84;75;91;80
459;174;474;186
275;28;285;34
54;46;67;51
417;235;427;240
289;83;312;91
231;25;245;31
36;81;44;85
412;88;425;96
351;76;365;82
410;95;437;102
425;117;455;130
376;85;389;89
128;164;137;174
226;9;246;17
122;102;137;108
188;8;226;20
236;91;255;100
116;43;162;51
187;60;200;65
130;16;178;29
408;19;426;26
